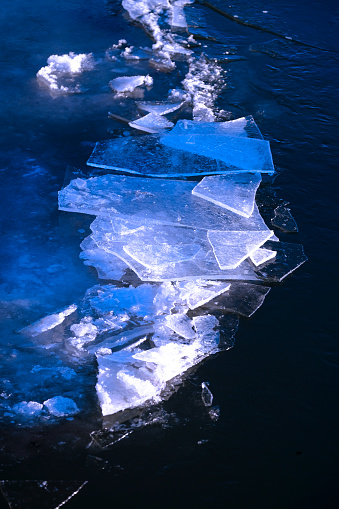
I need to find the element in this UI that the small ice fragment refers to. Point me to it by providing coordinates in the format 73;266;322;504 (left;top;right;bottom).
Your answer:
80;236;128;280
12;401;43;417
109;75;153;93
192;173;262;218
271;203;298;232
167;116;264;139
164;313;196;339
207;230;274;269
205;282;271;317
250;247;277;266
43;396;79;417
175;280;231;309
20;304;77;337
137;101;184;115
170;6;187;28
201;382;213;406
254;241;307;282
209;405;220;421
129;113;174;133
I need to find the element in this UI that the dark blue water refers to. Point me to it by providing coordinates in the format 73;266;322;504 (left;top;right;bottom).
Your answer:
0;1;338;507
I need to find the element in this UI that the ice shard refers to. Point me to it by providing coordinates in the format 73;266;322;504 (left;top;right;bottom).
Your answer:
80;236;128;280
136;100;184;115
59;175;270;232
174;280;231;309
207;230;274;269
250;246;277;266
19;304;77;337
254;241;307;282
129;113;174;133
165;116;264;139
109;75;153;93
86;135;275;177
192;173;262;218
271;203;298;232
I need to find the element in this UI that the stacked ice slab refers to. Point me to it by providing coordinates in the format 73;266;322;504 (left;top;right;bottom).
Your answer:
58;115;306;418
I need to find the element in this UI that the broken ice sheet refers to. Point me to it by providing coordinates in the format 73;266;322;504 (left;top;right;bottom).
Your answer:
271;203;298;232
192;173;262;218
129;112;174;133
136;100;184;115
207;229;274;269
0;481;87;509
87;218;264;282
166;116;264;140
59;174;270;232
174;280;231;310
80;236;129;280
250;246;277;266
254;241;307;282
109;75;153;93
86;135;275;177
160;128;274;174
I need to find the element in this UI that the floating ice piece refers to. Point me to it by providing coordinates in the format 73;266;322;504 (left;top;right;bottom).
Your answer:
109;75;153;93
255;241;307;282
271;203;298;232
87;326;154;354
170;5;188;29
161;130;274;174
129;113;174;133
207;230;274;269
192;173;262;218
80;236;128;280
136;100;184;115
87;134;274;177
199;282;271;317
43;396;79;417
20;304;77;337
166;116;264;139
175;280;231;309
12;401;43;417
59;175;269;231
201;382;213;406
164;313;196;339
36;52;94;93
250;247;277;266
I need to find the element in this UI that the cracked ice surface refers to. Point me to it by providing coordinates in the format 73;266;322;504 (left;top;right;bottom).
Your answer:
192;173;262;218
59;174;270;231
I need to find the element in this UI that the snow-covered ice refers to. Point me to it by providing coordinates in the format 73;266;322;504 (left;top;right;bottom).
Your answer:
109;75;153;93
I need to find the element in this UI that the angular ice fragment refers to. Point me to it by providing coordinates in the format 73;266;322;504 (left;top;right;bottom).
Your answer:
129;113;174;133
160;130;274;174
192;173;262;218
170;6;187;28
86;136;275;177
201;382;213;406
200;282;271;317
175;280;231;309
250;247;277;266
164;313;196;339
43;396;79;417
271;203;298;232
20;304;77;337
123;238;201;268
166;116;264;139
137;100;184;115
59;175;269;231
109;75;153;93
255;241;307;282
87;326;154;354
207;230;274;269
80;236;128;280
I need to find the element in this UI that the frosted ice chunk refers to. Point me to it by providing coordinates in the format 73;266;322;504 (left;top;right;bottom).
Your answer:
201;382;213;406
129;113;174;133
271;203;298;232
109;75;153;93
207;230;274;269
80;236;128;280
250;247;277;266
36;52;94;94
12;401;43;417
254;241;307;282
164;313;196;339
43;396;79;417
161;130;274;174
59;175;269;231
137;100;184;115
20;304;77;337
175;280;231;309
167;116;264;139
192;173;262;218
170;6;187;28
87;136;275;177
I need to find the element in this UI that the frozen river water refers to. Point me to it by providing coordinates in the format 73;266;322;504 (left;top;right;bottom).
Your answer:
0;1;338;507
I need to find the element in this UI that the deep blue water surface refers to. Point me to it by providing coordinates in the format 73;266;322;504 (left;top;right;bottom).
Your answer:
0;1;338;507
